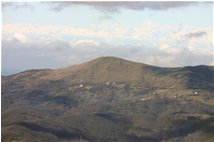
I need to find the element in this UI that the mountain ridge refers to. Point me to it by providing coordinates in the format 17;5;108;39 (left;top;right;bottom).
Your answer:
2;56;214;142
3;56;214;91
4;56;214;76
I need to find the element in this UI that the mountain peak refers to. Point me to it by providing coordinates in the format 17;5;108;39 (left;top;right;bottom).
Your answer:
93;56;121;61
89;56;135;64
49;56;148;84
86;56;148;68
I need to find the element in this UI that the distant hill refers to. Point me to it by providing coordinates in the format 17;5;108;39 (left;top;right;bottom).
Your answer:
2;56;214;142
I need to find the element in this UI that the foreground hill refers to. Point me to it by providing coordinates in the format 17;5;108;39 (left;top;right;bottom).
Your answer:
2;56;214;142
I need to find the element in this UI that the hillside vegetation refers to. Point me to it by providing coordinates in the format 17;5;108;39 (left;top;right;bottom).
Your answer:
2;56;214;142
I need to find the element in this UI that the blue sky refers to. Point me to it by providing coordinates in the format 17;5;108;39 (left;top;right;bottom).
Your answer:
1;1;213;75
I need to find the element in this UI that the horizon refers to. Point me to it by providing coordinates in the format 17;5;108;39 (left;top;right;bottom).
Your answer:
2;1;213;75
2;56;214;76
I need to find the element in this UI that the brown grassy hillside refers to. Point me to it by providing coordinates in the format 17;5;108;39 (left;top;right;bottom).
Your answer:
2;56;214;142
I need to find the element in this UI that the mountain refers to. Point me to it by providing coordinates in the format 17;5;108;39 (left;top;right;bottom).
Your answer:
2;56;214;142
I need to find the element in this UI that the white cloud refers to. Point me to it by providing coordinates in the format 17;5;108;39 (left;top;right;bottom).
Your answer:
210;62;214;66
2;23;212;45
14;32;28;43
131;22;159;39
71;40;100;47
159;43;182;55
188;44;213;56
159;43;171;51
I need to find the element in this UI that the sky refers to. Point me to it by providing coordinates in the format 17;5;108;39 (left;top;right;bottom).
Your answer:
1;1;214;75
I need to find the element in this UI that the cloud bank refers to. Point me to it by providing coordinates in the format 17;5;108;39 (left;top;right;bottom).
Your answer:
2;22;213;73
48;1;204;12
2;1;211;12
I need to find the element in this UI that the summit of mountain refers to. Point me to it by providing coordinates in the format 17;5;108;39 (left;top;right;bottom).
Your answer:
47;56;152;84
3;56;214;91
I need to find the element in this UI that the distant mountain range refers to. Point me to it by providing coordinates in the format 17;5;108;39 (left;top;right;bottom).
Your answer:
2;56;214;142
